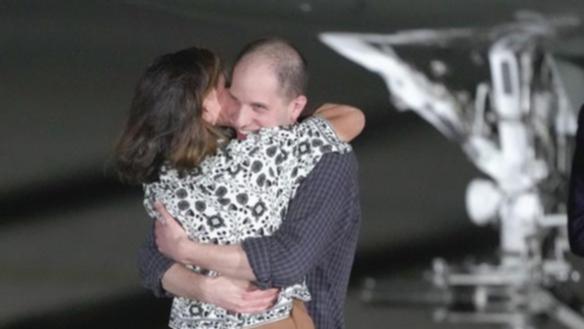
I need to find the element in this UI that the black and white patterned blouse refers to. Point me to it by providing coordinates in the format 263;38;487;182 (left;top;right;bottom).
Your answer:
144;117;351;329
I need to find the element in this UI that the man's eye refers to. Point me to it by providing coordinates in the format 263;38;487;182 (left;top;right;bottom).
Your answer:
252;105;266;112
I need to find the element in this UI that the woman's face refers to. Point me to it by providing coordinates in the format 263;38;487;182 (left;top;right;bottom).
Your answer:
202;75;227;126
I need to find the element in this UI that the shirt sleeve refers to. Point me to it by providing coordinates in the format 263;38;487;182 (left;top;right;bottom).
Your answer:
569;105;584;256
136;220;174;298
242;152;358;288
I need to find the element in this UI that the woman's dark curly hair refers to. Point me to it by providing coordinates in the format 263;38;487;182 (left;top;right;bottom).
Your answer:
114;47;225;184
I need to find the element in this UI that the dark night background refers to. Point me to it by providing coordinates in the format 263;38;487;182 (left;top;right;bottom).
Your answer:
2;1;584;328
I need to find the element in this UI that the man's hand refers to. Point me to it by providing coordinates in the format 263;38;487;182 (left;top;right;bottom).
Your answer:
154;202;191;264
201;275;279;314
161;264;278;314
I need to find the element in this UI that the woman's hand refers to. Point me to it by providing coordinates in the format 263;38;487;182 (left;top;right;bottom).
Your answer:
314;103;365;142
154;201;192;264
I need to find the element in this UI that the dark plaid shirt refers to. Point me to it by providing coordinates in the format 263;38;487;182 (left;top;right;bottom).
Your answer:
138;152;361;329
569;105;584;256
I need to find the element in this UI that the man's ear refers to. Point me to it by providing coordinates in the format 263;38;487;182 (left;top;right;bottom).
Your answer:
289;95;307;122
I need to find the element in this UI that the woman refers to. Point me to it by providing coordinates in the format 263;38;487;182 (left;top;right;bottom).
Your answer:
115;47;364;329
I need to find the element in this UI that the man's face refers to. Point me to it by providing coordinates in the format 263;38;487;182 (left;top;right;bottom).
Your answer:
226;60;305;134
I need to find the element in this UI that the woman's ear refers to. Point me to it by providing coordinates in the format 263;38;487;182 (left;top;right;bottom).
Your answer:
201;106;213;124
202;90;219;125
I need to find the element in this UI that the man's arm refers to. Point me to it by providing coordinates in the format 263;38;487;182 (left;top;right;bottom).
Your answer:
569;105;584;256
138;222;278;313
137;221;175;297
155;152;357;287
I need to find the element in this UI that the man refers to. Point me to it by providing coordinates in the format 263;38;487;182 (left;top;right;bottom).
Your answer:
138;38;362;329
569;105;584;256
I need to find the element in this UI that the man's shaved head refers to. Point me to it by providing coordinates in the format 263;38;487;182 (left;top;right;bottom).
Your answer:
233;38;308;101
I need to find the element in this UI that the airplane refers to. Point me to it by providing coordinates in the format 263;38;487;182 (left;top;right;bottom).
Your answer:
320;12;584;329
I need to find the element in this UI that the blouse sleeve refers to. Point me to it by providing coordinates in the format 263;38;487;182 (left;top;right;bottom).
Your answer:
223;116;350;166
206;116;352;196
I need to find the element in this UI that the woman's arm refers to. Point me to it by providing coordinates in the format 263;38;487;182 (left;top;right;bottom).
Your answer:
314;103;365;142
